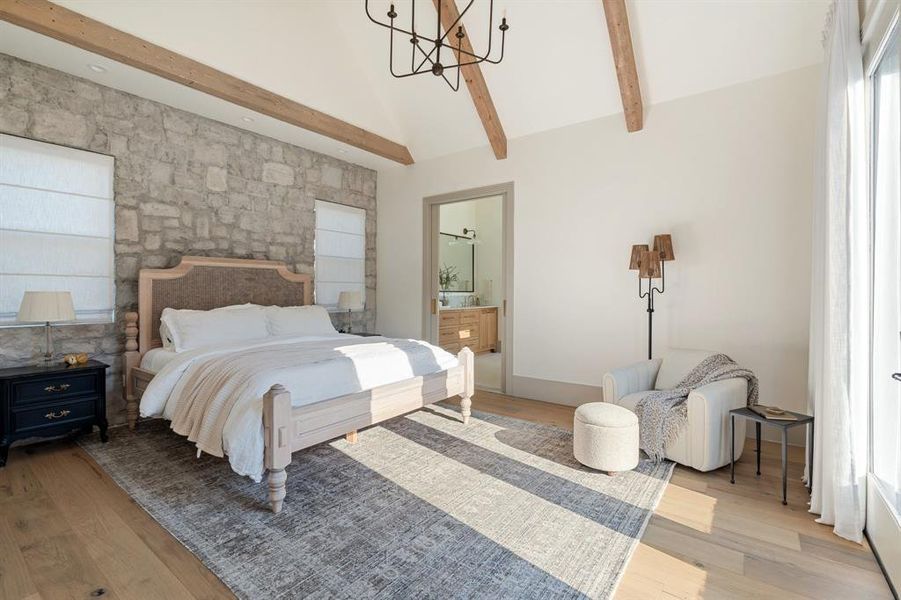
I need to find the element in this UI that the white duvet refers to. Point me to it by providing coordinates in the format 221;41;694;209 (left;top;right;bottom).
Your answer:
139;334;459;481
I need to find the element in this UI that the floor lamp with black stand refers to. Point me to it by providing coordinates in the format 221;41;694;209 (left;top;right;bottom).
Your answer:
629;234;675;359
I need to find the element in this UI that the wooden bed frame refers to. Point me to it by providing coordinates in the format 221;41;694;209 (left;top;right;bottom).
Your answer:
122;256;474;513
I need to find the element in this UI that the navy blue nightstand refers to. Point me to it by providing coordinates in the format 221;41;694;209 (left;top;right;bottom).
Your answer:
0;360;109;466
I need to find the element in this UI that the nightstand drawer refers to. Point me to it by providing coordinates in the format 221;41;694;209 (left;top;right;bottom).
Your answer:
12;372;99;405
12;398;96;434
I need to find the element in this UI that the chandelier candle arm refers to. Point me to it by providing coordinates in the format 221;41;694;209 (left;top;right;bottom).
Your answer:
365;0;509;91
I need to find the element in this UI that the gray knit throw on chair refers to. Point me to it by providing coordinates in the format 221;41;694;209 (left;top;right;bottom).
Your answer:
636;354;759;462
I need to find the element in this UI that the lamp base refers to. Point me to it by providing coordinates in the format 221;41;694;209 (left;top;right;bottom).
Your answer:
43;321;54;362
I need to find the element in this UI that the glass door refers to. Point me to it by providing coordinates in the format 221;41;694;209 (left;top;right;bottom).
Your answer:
868;18;900;589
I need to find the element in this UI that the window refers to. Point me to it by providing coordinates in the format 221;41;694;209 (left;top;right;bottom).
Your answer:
314;199;365;310
869;23;900;514
0;134;115;325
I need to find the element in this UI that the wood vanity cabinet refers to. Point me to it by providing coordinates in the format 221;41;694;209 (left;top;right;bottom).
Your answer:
439;307;498;354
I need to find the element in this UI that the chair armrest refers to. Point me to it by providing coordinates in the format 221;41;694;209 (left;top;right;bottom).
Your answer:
603;358;662;403
687;378;748;411
685;378;749;471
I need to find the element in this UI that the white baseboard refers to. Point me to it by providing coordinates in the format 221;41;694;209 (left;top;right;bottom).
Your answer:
509;375;602;407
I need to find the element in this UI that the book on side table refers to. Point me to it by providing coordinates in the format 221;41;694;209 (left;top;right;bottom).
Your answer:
749;404;798;421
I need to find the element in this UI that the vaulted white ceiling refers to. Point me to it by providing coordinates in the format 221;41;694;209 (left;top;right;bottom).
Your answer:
0;0;828;170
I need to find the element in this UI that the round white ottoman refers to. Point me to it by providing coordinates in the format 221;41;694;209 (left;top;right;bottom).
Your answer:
573;402;639;474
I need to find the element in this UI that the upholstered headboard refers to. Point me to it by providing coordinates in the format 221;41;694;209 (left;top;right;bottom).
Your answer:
136;256;312;353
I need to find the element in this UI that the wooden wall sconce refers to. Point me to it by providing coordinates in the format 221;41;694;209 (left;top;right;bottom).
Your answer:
629;234;675;359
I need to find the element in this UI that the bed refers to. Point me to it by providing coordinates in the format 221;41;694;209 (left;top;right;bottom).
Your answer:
122;256;474;513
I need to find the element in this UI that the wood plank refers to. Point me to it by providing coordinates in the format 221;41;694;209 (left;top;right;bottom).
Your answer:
27;447;197;600
3;470;120;600
0;516;40;600
13;444;234;600
601;0;643;132
64;447;234;599
19;531;122;600
0;0;414;165
432;0;508;159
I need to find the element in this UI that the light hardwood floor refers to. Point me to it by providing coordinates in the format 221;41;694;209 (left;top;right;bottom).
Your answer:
0;391;893;599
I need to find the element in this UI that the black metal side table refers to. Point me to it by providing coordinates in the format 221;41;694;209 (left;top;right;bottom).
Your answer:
729;406;814;505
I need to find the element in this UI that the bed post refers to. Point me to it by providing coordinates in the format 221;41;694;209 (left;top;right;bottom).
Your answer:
123;312;140;430
263;383;292;513
458;347;474;425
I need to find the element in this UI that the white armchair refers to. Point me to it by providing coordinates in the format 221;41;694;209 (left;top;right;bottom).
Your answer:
602;348;747;472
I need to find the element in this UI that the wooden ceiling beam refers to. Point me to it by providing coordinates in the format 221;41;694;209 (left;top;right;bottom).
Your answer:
0;0;415;165
433;0;507;160
601;0;643;132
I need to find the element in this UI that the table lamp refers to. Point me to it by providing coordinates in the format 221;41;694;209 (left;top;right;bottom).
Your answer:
337;291;363;334
17;291;75;362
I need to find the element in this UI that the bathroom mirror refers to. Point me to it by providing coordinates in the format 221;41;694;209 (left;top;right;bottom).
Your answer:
439;232;475;292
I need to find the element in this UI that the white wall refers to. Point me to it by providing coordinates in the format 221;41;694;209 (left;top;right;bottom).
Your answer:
473;196;504;308
378;66;818;419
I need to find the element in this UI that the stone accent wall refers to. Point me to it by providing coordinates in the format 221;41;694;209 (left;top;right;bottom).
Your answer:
0;54;377;424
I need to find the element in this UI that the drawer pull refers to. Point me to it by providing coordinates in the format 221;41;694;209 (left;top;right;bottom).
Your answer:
45;409;71;420
44;383;71;393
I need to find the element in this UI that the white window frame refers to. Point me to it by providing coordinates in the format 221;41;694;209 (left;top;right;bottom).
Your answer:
0;134;115;327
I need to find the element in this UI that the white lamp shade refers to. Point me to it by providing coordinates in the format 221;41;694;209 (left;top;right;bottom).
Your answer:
337;290;363;311
17;291;76;323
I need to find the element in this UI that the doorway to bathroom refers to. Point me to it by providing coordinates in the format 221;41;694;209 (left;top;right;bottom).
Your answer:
422;183;513;393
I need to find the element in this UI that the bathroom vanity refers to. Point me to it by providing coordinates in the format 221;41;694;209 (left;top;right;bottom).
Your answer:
438;306;498;354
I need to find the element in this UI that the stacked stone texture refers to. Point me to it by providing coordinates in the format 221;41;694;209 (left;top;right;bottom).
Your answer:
0;54;378;424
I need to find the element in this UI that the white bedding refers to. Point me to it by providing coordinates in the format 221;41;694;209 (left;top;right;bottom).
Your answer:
140;347;180;373
139;334;459;481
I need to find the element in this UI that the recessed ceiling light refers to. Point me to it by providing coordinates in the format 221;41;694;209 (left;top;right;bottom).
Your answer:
241;116;254;123
87;64;107;73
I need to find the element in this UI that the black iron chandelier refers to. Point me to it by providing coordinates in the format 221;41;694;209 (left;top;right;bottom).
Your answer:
365;1;509;91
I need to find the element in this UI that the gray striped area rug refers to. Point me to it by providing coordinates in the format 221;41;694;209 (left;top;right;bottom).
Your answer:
80;404;673;599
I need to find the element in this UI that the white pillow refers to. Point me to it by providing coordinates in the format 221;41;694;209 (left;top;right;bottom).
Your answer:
160;304;268;352
160;320;175;350
265;305;338;337
160;303;260;349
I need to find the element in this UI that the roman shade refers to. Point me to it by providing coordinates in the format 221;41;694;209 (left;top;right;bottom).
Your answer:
314;199;365;309
0;134;115;324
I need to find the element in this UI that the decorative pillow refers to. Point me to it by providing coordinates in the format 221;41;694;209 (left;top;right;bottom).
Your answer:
160;304;268;352
265;305;338;337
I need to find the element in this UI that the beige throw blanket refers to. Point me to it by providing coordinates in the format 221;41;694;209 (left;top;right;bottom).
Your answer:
168;337;450;460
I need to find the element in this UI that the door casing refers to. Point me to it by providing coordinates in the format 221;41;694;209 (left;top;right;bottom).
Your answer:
422;182;514;393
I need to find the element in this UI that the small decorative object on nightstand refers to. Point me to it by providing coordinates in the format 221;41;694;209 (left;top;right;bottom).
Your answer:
729;406;814;505
0;360;109;467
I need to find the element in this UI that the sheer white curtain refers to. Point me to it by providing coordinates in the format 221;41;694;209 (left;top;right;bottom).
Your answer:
807;1;869;543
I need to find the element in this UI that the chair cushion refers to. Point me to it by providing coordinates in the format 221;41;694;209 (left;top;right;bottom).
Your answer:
574;402;638;428
612;391;651;413
654;348;717;390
